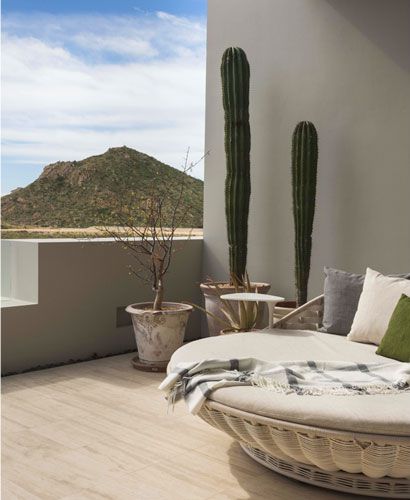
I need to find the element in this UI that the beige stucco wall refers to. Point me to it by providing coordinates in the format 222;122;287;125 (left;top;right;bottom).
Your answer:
2;239;203;374
204;0;410;299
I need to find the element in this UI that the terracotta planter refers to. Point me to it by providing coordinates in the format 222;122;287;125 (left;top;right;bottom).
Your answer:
200;282;271;336
126;302;192;364
273;300;297;323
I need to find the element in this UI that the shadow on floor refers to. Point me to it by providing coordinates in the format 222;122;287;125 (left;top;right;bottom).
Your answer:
1;352;163;395
227;441;362;499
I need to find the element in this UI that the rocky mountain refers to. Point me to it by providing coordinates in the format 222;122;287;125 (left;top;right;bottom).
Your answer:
1;147;204;228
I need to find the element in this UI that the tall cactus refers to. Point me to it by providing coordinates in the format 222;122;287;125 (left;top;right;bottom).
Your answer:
221;47;251;283
292;121;318;307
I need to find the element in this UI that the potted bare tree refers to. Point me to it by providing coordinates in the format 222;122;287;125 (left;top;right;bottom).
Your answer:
106;152;203;371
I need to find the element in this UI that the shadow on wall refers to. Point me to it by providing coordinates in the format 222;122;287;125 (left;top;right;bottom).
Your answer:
325;0;410;73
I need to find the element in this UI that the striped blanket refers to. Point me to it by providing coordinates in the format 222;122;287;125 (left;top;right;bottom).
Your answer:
159;359;410;414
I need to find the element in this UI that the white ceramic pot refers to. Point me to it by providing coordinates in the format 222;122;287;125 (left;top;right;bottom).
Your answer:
200;282;271;336
126;302;193;363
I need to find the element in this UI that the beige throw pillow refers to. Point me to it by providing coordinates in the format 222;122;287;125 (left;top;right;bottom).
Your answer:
347;268;410;345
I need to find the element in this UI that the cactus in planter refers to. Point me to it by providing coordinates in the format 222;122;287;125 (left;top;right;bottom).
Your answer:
221;47;251;284
291;121;318;307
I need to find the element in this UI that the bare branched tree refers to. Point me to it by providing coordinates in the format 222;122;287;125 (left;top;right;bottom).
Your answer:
104;150;207;311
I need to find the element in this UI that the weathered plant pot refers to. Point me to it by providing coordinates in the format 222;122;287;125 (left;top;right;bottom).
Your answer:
126;302;192;364
273;300;297;323
200;282;271;336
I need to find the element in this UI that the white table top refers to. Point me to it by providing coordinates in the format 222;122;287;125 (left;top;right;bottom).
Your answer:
220;293;284;302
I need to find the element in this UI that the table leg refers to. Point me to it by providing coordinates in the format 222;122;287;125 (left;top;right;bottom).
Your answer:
267;302;276;329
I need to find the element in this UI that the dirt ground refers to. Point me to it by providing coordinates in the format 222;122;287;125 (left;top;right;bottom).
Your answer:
1;226;203;239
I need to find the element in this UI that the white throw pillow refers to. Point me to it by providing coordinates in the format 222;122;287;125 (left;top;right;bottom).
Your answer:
347;268;410;345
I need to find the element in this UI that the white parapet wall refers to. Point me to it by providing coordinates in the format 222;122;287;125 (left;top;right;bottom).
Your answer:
1;238;203;374
1;240;39;307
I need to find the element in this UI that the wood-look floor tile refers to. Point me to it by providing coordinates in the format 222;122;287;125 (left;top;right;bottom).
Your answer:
2;429;70;461
117;462;222;500
2;353;359;500
1;479;43;500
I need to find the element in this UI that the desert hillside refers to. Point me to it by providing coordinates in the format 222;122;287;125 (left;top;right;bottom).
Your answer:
1;146;203;228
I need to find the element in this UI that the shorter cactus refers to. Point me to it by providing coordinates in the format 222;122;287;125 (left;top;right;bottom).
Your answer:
292;121;318;307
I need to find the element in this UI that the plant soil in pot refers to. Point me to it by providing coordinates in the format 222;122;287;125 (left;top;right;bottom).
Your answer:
126;302;192;371
220;328;258;335
200;282;270;336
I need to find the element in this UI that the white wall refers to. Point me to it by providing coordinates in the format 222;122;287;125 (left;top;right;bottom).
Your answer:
1;240;38;306
204;0;410;299
2;239;203;374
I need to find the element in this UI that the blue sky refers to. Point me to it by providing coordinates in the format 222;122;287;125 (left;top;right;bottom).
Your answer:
1;1;206;16
1;0;207;194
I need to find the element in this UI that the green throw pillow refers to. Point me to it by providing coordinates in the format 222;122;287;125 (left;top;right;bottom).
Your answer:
377;294;410;362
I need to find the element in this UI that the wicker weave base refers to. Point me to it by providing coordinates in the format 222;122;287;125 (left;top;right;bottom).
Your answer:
199;402;410;477
241;443;410;498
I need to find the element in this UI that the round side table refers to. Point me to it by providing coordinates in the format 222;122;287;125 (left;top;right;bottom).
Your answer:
220;293;285;329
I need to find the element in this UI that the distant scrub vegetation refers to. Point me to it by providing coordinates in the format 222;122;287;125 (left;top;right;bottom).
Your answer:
1;146;204;229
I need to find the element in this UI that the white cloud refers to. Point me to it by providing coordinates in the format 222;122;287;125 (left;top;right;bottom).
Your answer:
72;33;158;58
1;12;207;193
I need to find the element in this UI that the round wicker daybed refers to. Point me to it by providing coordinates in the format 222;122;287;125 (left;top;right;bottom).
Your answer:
169;296;410;498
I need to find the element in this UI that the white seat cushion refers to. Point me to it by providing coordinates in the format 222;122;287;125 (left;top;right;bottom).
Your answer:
169;330;410;436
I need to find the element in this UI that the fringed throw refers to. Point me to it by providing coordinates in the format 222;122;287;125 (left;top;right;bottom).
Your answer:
159;359;410;414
